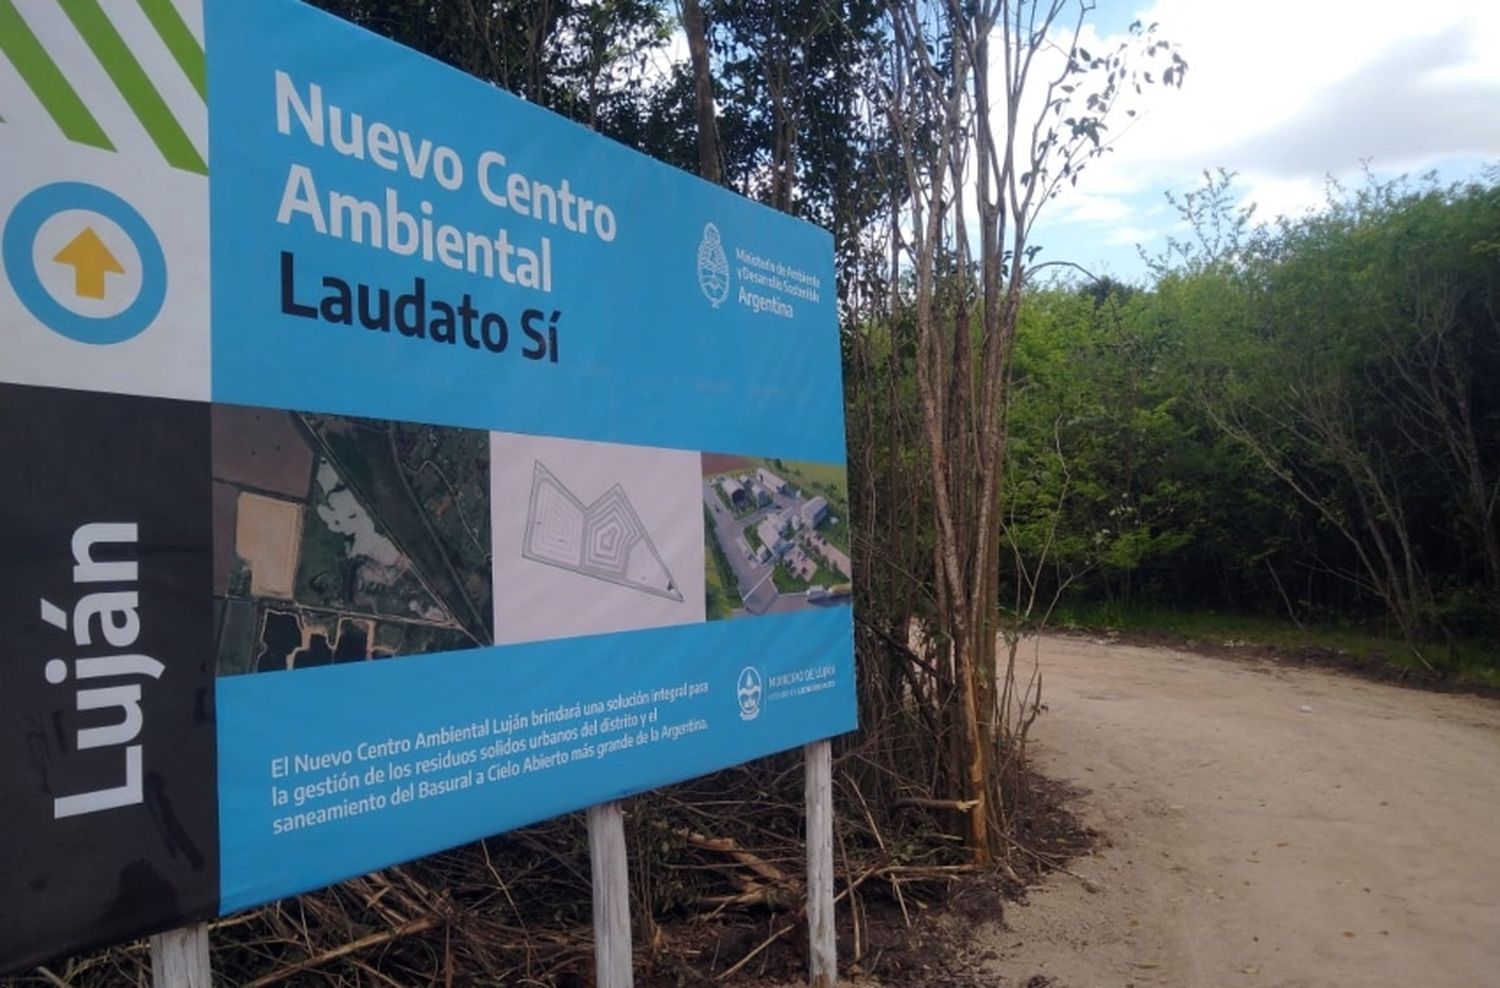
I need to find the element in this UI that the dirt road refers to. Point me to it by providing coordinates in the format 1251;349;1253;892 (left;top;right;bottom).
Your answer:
980;635;1500;988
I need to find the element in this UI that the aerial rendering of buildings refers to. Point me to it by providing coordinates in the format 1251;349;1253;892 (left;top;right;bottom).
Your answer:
701;455;852;618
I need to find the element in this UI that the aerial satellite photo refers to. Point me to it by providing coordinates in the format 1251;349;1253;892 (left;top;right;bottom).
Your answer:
211;406;493;675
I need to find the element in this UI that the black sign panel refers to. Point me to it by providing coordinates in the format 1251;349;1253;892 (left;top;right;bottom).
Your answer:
0;384;218;970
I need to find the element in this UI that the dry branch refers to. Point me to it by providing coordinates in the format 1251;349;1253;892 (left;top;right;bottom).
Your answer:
240;916;442;988
893;796;981;812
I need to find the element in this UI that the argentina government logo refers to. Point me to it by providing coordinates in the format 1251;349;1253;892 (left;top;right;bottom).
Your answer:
696;222;730;307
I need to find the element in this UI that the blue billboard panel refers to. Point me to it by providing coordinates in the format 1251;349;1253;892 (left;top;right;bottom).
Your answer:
0;0;853;971
206;0;843;461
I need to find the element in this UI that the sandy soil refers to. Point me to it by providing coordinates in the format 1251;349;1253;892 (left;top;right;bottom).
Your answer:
975;635;1500;988
234;489;304;598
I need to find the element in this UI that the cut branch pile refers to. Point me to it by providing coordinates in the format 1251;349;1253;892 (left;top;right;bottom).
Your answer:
12;726;1084;987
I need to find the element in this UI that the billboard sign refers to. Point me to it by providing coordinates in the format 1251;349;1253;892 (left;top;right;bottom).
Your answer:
0;0;853;970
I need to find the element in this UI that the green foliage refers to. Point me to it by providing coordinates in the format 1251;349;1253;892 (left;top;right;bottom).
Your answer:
1191;171;1500;645
1007;167;1500;661
742;519;763;553
307;0;675;143
776;458;851;552
770;552;842;594
705;0;894;298
312;1;898;309
302;0;1495;746
1052;602;1500;685
770;562;803;594
703;506;743;618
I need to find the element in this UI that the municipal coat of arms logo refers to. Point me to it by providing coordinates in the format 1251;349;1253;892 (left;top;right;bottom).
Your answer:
736;665;763;721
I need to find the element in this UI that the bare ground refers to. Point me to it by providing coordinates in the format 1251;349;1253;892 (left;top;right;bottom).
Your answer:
970;634;1500;988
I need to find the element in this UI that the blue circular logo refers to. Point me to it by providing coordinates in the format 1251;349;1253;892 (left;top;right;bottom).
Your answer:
2;181;166;344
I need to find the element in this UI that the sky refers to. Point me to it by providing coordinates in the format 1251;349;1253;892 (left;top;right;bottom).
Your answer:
1033;0;1500;283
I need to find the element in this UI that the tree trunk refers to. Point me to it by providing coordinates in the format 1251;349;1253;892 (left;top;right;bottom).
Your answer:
881;0;1178;863
680;0;721;184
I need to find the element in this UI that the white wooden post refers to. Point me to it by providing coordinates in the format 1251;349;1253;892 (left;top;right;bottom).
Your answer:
149;923;211;988
588;800;634;988
805;739;836;987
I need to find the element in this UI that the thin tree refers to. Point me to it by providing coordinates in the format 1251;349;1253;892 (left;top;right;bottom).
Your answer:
679;0;723;182
880;0;1183;859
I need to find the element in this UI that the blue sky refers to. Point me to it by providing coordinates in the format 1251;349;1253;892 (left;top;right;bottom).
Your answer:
1030;0;1500;283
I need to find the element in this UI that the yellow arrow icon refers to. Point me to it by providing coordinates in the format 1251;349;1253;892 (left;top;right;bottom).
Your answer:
53;226;124;300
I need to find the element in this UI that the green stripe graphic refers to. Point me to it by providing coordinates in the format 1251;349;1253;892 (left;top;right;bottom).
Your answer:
137;0;205;100
60;0;207;173
0;0;115;150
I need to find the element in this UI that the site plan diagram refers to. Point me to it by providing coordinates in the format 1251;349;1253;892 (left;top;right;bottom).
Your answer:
522;460;683;601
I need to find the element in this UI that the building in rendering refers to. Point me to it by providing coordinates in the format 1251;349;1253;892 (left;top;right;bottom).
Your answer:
757;511;795;558
756;467;789;495
721;477;748;510
801;495;828;529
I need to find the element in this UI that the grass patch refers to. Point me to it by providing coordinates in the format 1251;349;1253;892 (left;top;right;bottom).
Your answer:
771;557;844;595
704;507;743;619
819;512;851;556
777;458;851;554
776;458;848;492
1053;601;1500;687
772;564;808;594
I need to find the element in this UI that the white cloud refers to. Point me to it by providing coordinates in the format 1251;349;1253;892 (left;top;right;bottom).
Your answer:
1110;0;1500;169
1031;0;1500;275
1051;192;1136;224
1103;223;1159;247
1208;22;1500;178
1229;173;1326;223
